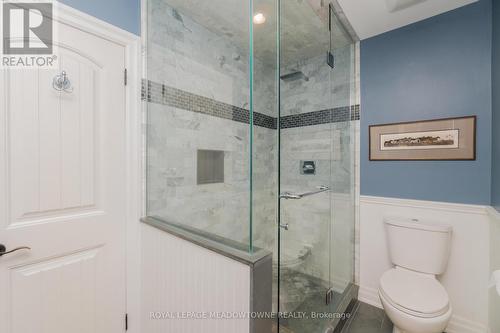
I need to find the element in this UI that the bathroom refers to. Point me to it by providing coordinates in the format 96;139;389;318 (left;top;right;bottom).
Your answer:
0;0;498;333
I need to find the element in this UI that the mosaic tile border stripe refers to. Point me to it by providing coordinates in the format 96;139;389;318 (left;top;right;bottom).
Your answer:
280;105;360;129
142;79;360;130
142;79;276;129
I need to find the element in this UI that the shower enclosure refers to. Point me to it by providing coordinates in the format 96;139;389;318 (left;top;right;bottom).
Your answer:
144;0;358;331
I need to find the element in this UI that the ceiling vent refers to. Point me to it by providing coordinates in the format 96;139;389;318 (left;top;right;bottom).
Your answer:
386;0;427;12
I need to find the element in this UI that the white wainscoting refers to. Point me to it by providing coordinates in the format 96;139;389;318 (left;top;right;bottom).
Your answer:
487;207;500;333
141;223;251;333
359;196;490;333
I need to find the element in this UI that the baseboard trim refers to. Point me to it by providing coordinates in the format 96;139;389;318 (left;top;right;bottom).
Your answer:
358;285;488;333
360;195;488;216
446;314;489;333
358;285;382;309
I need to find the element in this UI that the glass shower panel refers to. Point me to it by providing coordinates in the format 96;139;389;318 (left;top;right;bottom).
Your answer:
250;1;279;326
250;0;279;261
145;0;253;249
328;11;357;314
277;2;356;332
278;0;333;332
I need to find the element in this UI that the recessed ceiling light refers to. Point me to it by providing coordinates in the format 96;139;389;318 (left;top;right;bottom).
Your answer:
253;13;266;25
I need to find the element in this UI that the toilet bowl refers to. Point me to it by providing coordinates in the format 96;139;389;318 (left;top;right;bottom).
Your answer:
379;267;452;333
379;218;453;333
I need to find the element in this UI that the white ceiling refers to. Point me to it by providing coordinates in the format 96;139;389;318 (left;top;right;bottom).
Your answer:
337;0;478;40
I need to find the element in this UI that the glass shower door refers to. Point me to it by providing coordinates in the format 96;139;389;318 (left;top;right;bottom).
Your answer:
277;1;356;332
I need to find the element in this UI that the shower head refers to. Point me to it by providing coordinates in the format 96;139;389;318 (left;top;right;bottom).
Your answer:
280;71;309;82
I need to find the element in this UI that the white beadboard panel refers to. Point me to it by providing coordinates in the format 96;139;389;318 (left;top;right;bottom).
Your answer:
141;224;251;333
359;196;490;333
7;47;100;225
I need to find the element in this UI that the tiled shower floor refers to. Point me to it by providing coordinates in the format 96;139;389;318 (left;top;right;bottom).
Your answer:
272;268;393;333
276;270;343;333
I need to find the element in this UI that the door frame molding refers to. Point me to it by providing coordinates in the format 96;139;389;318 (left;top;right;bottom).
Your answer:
53;4;142;332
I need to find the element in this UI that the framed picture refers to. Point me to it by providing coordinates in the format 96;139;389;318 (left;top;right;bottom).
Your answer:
369;116;476;161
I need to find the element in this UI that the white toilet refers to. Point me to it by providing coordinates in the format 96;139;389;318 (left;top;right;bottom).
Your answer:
379;218;453;333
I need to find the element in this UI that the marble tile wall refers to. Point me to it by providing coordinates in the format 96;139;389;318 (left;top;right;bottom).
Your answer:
147;101;279;245
278;44;357;286
146;0;278;248
281;46;355;116
143;78;358;130
147;0;276;118
279;122;355;285
143;80;277;129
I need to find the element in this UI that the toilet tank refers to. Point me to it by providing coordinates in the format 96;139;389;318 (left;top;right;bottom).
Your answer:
385;218;452;275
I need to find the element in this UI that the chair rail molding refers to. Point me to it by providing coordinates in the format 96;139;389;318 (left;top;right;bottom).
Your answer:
487;206;500;222
360;195;488;215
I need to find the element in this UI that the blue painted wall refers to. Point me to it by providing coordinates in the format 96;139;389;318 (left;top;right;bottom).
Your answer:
360;0;492;205
58;0;140;35
493;0;500;211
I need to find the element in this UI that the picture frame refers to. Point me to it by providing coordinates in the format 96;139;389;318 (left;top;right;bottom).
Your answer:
369;116;476;161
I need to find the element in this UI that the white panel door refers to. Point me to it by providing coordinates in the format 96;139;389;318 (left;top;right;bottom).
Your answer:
0;17;127;333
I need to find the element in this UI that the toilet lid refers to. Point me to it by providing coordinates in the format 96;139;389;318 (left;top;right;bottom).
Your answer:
380;268;450;317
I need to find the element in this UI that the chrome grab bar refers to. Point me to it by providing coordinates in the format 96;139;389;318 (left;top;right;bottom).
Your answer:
280;185;330;200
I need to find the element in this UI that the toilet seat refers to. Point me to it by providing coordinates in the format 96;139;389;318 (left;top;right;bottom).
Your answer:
380;268;450;318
